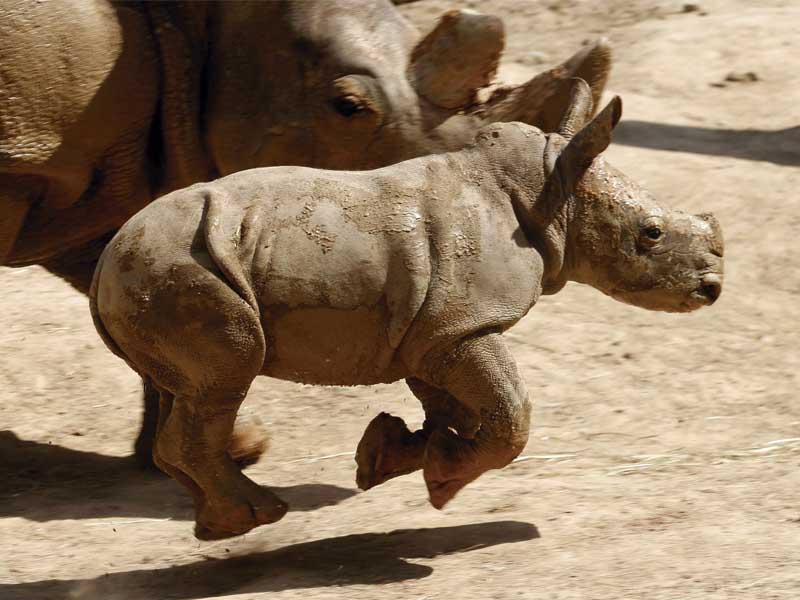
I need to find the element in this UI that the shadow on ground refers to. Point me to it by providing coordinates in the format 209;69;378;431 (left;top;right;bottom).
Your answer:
613;121;800;166
0;431;357;521
0;520;539;599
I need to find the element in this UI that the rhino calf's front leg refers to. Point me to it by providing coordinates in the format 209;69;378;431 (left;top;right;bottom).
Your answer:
356;331;532;509
422;331;532;508
355;378;479;490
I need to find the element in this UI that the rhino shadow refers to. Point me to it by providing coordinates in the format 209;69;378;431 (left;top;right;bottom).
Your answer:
0;520;539;599
613;121;800;166
0;431;357;521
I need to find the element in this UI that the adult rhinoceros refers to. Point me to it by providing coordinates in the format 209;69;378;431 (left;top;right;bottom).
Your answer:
0;0;611;466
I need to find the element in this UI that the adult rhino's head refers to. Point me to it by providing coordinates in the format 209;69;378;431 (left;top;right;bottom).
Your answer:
174;1;611;176
473;80;724;313
555;82;724;312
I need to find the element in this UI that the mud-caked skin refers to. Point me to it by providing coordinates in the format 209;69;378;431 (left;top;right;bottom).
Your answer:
1;0;612;468
90;81;724;539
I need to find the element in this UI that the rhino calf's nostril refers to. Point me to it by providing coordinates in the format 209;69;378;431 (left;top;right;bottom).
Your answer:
700;276;722;303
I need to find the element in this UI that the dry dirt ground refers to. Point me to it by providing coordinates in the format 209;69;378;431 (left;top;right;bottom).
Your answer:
1;1;798;598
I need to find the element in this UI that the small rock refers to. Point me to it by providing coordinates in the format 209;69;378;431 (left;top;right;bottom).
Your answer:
682;3;701;12
725;71;760;83
521;50;548;65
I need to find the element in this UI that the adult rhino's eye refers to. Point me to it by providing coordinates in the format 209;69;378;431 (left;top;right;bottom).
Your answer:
331;75;381;122
644;226;662;240
332;95;366;118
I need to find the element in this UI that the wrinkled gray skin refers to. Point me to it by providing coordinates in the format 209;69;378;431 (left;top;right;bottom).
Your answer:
0;0;611;468
91;81;724;540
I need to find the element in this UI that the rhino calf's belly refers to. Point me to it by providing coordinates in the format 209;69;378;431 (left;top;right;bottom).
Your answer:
261;305;409;386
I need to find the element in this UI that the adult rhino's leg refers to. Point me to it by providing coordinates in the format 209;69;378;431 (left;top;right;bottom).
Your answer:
0;177;39;265
134;378;162;470
40;233;113;294
355;378;479;490
418;331;532;509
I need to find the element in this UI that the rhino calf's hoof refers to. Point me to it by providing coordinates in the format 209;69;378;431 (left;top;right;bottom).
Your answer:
423;428;482;509
194;489;288;541
356;412;427;490
228;415;270;468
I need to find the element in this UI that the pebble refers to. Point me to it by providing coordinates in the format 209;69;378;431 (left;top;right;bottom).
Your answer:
725;71;760;83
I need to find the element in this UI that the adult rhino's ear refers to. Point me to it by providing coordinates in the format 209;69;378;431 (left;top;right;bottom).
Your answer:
558;90;622;174
411;9;504;110
557;78;595;139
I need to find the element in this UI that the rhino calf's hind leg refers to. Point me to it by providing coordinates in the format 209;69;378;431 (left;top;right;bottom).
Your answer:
134;274;287;540
151;386;206;507
155;387;288;540
137;377;269;472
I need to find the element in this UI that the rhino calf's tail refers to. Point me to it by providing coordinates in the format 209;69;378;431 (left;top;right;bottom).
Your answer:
201;188;261;313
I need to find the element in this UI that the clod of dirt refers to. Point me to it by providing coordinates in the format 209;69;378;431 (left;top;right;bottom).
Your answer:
682;4;701;12
710;71;759;88
724;71;760;82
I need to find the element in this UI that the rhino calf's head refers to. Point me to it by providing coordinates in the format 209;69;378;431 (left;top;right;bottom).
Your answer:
556;83;724;312
570;158;724;312
476;80;724;313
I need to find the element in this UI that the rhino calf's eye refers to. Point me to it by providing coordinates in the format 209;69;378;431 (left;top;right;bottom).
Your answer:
644;226;662;240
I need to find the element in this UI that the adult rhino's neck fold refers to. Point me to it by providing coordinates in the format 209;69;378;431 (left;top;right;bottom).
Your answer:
145;2;217;194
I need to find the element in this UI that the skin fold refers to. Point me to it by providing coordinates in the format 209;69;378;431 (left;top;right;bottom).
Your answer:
0;0;612;468
90;81;724;540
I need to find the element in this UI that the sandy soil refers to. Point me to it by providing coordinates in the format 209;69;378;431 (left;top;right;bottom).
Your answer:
1;1;798;598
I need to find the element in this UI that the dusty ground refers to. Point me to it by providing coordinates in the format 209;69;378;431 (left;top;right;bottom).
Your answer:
1;1;798;598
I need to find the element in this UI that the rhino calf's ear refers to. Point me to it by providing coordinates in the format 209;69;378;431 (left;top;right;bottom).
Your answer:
558;95;622;175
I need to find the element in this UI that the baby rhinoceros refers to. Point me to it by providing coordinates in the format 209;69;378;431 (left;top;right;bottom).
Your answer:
90;80;724;540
